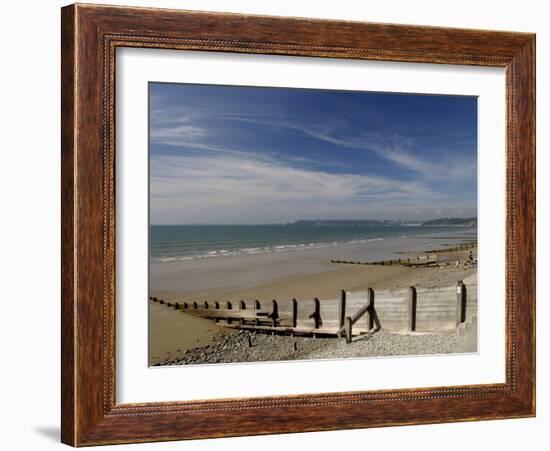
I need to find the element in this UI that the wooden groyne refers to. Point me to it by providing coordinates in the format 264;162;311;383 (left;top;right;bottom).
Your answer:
150;275;477;342
330;242;477;267
331;254;439;267
424;242;476;253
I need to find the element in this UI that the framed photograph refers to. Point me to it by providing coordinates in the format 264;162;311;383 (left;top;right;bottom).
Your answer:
146;82;480;367
61;3;535;446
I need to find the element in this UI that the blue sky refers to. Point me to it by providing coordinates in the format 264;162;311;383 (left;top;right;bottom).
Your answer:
149;82;477;224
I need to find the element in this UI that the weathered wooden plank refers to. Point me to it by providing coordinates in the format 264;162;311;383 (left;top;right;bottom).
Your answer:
338;290;346;330
456;280;467;327
345;317;352;344
408;287;417;332
220;323;340;336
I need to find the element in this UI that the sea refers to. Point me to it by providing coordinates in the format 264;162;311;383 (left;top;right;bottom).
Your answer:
150;224;477;264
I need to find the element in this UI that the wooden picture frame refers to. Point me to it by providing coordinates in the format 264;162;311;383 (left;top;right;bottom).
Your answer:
61;3;535;446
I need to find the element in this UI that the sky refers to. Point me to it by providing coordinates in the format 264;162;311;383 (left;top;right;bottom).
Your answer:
149;82;477;225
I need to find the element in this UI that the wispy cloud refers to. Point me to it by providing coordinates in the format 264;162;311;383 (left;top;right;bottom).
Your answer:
150;151;472;224
219;115;476;183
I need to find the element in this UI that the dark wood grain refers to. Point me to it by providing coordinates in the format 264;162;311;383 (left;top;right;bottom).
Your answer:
61;3;536;446
60;5;76;445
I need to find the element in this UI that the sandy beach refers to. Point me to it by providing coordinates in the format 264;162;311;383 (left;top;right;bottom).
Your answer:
149;234;475;300
149;236;477;365
149;301;235;362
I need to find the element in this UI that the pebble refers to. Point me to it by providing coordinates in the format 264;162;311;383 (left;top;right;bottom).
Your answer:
156;329;471;366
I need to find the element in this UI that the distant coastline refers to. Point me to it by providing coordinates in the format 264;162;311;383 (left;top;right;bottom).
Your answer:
151;217;478;228
287;217;477;227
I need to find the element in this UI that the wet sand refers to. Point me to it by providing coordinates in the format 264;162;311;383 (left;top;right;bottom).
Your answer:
149;235;475;299
149;301;234;363
157;260;475;305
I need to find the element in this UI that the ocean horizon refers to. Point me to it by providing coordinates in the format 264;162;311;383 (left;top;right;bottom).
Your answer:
149;224;477;263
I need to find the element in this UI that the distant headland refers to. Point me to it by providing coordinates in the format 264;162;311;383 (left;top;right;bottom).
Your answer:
287;217;477;227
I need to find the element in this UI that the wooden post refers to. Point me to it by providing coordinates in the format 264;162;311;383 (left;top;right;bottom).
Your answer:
183;302;188;309
456;280;466;327
338;290;346;331
226;301;233;324
312;298;321;329
367;287;375;332
204;301;209;309
408;286;417;332
253;299;260;325
292;298;298;328
268;300;279;327
345;317;352;344
239;300;246;310
214;302;220;309
175;302;180;309
193;302;198;309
